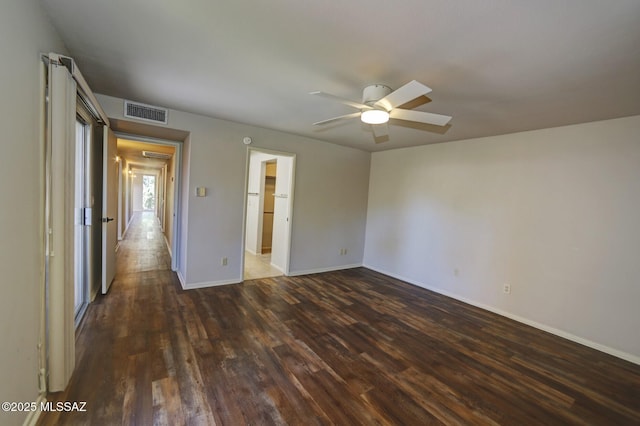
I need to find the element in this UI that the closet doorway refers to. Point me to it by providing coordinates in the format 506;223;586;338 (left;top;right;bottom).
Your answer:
243;149;295;280
261;160;276;254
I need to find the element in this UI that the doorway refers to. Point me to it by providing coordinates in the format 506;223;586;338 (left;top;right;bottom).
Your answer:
243;148;296;280
115;135;183;271
73;118;90;322
142;174;156;211
261;160;276;254
73;101;103;325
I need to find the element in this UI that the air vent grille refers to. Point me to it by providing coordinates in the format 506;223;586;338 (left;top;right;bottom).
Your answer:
124;100;168;124
142;151;172;160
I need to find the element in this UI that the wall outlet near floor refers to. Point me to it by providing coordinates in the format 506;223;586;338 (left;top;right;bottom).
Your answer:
503;283;511;294
221;257;228;266
339;248;347;255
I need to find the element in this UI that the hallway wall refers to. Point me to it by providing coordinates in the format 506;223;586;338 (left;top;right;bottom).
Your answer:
119;157;130;238
132;173;143;211
0;1;67;424
164;154;176;254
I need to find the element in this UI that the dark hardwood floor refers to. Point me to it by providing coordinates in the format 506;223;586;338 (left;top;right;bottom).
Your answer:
39;212;640;425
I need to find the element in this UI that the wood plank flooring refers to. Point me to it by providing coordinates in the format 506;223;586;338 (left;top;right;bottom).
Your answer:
39;212;640;425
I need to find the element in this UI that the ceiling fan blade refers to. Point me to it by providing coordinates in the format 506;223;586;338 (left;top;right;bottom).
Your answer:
375;80;432;111
371;123;389;139
389;108;452;126
313;111;361;126
310;91;370;110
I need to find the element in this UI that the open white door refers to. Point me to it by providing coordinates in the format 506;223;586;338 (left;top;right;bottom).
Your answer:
102;126;118;294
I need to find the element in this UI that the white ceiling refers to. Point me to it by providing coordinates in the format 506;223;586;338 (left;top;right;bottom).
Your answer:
41;0;640;152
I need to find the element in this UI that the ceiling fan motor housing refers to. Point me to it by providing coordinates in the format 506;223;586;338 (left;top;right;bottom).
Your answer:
362;84;392;107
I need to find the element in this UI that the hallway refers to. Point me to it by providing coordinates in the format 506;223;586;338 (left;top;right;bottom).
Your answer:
116;211;172;275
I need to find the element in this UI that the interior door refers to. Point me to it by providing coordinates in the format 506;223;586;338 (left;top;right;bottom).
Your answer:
102;126;118;294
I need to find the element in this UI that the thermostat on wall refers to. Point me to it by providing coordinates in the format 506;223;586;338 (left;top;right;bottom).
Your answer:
243;136;252;145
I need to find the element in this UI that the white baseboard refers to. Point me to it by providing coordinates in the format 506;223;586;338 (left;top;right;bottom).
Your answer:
122;215;134;239
163;235;172;257
270;262;285;274
178;264;363;289
363;264;640;366
180;276;241;290
22;394;46;426
288;263;362;277
176;270;186;288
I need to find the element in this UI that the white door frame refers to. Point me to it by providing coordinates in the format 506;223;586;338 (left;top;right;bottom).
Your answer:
102;126;118;294
43;52;111;393
241;147;296;278
73;117;91;324
114;132;183;272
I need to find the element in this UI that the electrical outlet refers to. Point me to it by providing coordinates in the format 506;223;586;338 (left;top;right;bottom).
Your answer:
454;268;459;277
221;257;228;266
503;283;511;294
342;248;347;255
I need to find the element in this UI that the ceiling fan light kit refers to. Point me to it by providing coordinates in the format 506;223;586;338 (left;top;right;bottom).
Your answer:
361;109;389;124
311;80;452;142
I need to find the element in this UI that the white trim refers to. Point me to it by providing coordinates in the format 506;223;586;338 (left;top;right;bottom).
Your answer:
176;270;187;288
270;262;285;274
38;56;48;401
181;278;241;290
181;264;364;288
164;234;172;257
123;214;135;238
46;61;77;392
241;147;296;280
47;53;110;126
114;132;183;273
22;394;47;426
288;263;363;277
363;264;640;366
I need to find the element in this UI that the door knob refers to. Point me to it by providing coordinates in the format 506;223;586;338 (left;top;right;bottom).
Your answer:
102;217;115;223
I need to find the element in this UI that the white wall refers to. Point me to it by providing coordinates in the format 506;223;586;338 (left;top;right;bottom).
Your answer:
364;115;640;362
0;0;67;424
96;94;371;288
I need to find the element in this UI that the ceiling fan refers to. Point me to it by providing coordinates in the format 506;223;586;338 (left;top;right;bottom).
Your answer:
310;80;452;139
